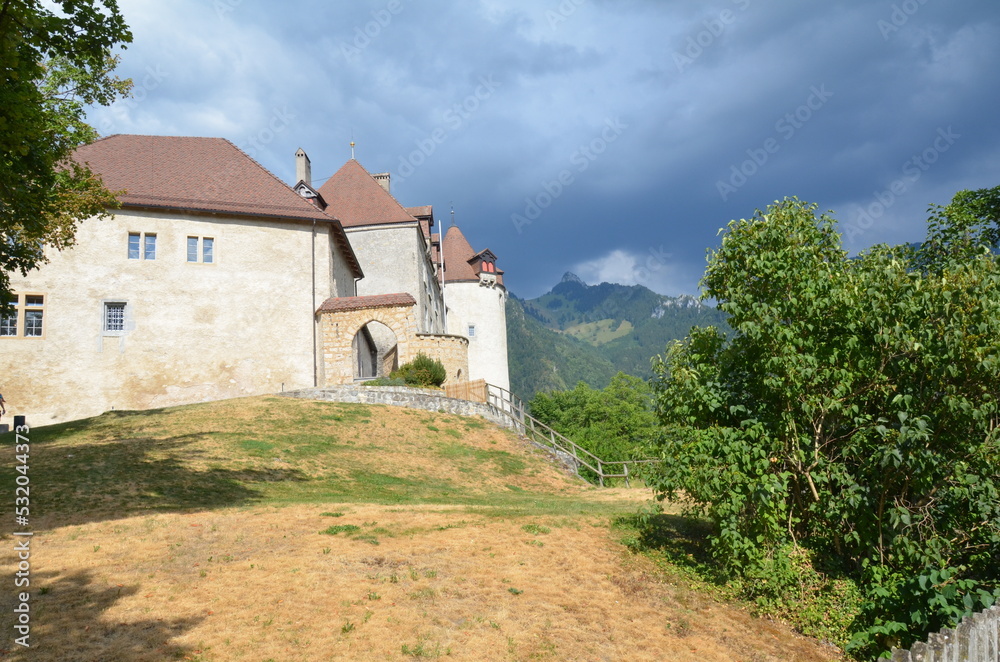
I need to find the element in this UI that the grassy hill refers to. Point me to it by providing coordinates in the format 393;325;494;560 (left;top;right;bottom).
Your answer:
0;397;839;662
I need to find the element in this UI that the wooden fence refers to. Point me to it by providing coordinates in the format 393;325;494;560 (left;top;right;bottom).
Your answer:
444;379;488;403
892;606;1000;661
483;383;657;487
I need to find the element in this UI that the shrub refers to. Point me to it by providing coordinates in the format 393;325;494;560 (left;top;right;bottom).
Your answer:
391;353;446;387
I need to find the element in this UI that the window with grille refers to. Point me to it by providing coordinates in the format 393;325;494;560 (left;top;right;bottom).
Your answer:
128;233;141;259
104;302;126;332
144;234;157;259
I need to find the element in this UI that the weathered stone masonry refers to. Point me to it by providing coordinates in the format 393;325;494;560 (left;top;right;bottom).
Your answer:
317;293;468;385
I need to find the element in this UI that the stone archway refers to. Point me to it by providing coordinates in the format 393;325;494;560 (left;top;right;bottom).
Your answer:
352;320;399;380
317;294;419;386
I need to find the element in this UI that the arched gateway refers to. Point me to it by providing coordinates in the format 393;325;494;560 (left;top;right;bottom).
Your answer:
317;293;469;386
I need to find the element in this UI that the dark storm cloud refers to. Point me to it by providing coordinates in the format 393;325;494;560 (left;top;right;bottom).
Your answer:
87;0;1000;298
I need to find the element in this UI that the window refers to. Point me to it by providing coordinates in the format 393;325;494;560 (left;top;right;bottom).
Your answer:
104;302;126;332
129;232;156;260
467;324;476;338
1;294;44;338
188;236;214;263
24;295;43;337
0;298;17;337
144;234;157;260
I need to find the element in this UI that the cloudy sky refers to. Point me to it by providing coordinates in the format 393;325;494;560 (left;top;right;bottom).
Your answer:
87;0;1000;298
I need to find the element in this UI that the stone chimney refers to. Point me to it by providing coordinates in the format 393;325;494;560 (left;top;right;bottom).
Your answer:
295;148;311;187
372;172;390;194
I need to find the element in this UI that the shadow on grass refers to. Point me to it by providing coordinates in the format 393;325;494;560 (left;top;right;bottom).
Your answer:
0;569;204;661
616;512;726;583
0;432;308;530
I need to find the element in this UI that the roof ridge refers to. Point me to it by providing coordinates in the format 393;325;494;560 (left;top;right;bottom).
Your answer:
218;138;335;219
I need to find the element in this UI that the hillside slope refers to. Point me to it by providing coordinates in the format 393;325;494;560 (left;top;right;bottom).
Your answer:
0;397;840;662
507;275;730;399
506;294;619;398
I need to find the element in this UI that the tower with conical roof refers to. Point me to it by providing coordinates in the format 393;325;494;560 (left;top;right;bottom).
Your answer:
442;225;510;390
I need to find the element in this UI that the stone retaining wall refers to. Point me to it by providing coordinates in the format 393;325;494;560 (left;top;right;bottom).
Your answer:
281;385;517;430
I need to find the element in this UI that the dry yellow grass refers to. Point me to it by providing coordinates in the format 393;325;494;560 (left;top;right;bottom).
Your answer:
0;396;843;661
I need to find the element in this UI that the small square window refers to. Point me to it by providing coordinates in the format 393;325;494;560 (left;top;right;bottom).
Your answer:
104;302;126;332
25;295;43;307
187;237;199;262
144;234;156;260
128;233;140;259
203;237;214;263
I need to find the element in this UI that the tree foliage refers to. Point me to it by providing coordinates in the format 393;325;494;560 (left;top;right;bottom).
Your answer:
1;0;132;305
530;372;657;479
649;195;1000;657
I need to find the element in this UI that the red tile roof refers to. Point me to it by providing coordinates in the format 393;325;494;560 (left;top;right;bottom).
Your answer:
75;135;331;222
406;205;433;218
442;225;504;287
317;293;417;314
317;160;417;228
74;134;364;279
442;225;478;282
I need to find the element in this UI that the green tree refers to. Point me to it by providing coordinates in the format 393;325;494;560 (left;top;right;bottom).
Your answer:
530;372;657;477
1;0;132;306
649;196;1000;657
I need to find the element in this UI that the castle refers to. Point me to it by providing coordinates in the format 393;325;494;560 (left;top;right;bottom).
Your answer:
1;135;509;425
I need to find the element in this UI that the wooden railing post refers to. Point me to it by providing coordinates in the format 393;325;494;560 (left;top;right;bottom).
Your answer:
624;463;630;488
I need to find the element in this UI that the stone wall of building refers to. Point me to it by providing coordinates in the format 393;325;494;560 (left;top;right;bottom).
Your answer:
1;208;341;425
445;280;510;390
345;224;445;334
412;333;469;384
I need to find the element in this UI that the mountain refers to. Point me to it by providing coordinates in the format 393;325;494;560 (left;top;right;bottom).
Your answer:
506;274;729;399
506;293;618;399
